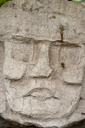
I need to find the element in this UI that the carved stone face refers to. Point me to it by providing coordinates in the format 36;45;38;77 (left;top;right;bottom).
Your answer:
0;0;85;127
3;36;84;119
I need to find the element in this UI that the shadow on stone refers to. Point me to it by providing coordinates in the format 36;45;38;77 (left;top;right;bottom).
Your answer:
0;116;85;128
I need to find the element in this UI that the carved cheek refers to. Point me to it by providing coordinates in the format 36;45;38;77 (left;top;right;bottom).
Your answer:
60;47;84;84
3;57;27;80
63;67;84;84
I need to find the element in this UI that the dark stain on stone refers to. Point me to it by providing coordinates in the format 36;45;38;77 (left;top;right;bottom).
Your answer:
61;62;65;69
49;15;56;19
59;25;64;42
30;5;33;12
81;113;85;115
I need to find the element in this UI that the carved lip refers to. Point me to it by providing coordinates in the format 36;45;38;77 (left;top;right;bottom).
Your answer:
24;88;59;101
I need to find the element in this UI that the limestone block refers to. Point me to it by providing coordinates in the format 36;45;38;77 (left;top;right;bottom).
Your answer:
0;0;85;128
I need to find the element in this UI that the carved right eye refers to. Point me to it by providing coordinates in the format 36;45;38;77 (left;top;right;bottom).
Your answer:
12;42;34;63
12;42;26;61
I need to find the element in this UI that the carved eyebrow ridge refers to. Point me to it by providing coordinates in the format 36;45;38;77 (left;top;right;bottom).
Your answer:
11;35;32;42
11;36;81;47
52;41;81;47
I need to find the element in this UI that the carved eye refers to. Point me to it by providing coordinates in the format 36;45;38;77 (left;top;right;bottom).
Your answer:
60;46;83;84
59;47;81;68
12;42;33;62
12;42;26;61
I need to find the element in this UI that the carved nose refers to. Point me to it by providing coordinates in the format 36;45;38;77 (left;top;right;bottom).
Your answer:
30;43;52;77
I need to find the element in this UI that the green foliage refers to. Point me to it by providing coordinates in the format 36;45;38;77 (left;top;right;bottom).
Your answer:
0;0;85;7
0;0;12;7
72;0;85;2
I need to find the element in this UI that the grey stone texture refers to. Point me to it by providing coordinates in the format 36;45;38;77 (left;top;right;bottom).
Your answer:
0;0;85;128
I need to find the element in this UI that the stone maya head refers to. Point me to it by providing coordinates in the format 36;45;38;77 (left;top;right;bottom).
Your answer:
0;0;85;127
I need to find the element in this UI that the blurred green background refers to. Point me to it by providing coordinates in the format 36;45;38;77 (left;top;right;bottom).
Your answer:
0;0;12;7
0;0;85;7
72;0;85;2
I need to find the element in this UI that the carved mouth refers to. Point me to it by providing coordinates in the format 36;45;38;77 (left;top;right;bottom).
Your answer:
24;88;59;101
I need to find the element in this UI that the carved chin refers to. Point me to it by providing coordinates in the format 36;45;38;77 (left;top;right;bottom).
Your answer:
22;97;61;119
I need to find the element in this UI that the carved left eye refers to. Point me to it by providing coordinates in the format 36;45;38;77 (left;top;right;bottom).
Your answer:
59;47;81;68
59;46;83;84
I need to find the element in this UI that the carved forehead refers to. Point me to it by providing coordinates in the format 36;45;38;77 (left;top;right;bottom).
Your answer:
0;0;85;43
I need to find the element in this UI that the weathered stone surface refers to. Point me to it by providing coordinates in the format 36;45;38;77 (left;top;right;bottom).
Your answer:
0;0;85;128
